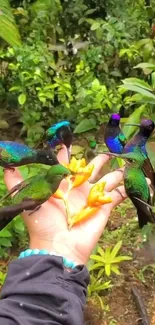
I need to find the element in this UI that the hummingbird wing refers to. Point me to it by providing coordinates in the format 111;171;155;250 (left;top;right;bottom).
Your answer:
0;178;31;202
0;199;41;231
74;41;89;49
48;44;65;51
142;157;155;192
118;133;127;147
130;195;155;228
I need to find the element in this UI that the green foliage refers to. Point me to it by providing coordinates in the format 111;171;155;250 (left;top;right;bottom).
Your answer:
0;0;21;46
87;274;112;298
0;271;6;286
90;241;132;277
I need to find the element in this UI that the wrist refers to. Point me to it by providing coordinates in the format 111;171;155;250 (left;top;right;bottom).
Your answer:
29;238;86;265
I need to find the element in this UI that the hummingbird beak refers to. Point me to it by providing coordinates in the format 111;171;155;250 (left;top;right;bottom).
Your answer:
67;146;72;162
103;152;120;158
125;123;140;127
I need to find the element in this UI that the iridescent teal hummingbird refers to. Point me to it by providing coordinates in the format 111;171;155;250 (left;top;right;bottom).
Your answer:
104;113;126;153
0;141;59;169
104;148;155;228
0;164;71;230
123;119;155;192
46;121;73;160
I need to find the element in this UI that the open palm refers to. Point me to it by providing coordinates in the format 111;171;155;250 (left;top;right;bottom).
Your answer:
4;146;126;265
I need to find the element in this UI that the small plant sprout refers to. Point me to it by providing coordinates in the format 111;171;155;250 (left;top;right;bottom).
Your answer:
89;241;132;277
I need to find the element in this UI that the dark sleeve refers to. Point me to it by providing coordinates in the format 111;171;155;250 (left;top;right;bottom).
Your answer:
0;255;89;325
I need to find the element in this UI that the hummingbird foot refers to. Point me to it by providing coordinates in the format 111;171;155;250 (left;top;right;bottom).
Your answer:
3;167;15;172
29;205;41;216
115;188;126;199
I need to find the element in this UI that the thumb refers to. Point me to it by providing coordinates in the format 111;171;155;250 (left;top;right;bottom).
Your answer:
4;168;23;192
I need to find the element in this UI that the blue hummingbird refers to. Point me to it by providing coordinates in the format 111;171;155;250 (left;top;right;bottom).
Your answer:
46;121;73;160
104;113;127;154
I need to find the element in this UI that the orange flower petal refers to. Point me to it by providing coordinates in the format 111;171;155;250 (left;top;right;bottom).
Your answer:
64;157;87;173
71;171;92;188
69;206;100;229
87;182;112;206
52;189;64;199
64;157;94;188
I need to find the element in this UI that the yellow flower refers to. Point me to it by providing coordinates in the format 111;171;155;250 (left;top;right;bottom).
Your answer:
87;182;112;207
64;157;94;188
69;206;100;229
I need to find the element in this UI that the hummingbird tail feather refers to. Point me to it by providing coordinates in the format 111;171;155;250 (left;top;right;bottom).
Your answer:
131;197;155;228
0;180;29;203
0;200;38;231
142;158;155;198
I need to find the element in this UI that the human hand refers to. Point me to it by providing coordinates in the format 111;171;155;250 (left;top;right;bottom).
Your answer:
4;147;127;265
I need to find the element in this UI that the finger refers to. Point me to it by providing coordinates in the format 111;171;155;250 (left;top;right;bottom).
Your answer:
105;185;127;211
4;168;23;192
97;168;124;192
88;154;110;183
57;145;69;165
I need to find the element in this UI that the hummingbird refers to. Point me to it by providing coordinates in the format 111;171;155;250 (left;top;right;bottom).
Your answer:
104;113;126;154
46;121;73;160
0;141;59;169
104;148;155;228
48;40;89;57
0;164;71;229
123;119;155;192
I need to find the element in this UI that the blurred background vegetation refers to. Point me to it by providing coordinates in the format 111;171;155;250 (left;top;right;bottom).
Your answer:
1;1;155;322
1;0;155;146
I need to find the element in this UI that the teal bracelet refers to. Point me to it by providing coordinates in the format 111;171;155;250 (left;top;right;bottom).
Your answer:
18;249;77;269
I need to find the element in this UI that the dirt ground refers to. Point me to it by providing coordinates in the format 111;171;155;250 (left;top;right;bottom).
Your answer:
84;208;155;325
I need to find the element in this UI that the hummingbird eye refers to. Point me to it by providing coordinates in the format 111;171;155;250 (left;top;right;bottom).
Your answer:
127;158;133;163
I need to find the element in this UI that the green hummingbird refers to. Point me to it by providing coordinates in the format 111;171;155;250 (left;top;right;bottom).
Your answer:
0;141;59;169
104;148;155;228
0;164;71;230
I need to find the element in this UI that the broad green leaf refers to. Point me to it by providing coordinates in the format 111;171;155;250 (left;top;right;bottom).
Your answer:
0;229;12;238
18;93;26;105
92;78;100;91
110;241;122;260
71;145;84;155
116;157;125;168
0;120;9;129
91;22;101;30
0;0;21;46
13;217;25;233
0;237;12;247
122;78;152;91
74;118;97;134
121;84;155;100
134;63;155;72
151;72;155;89
122;105;146;139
